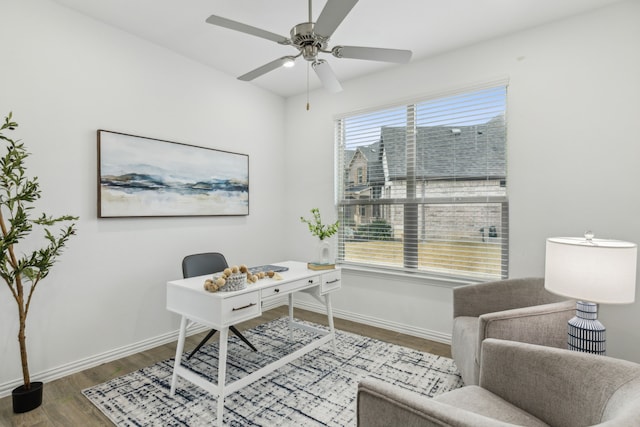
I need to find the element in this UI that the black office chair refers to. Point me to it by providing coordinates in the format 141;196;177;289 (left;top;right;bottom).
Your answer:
182;252;257;359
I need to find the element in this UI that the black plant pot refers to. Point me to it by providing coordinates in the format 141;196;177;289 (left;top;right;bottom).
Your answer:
12;381;43;413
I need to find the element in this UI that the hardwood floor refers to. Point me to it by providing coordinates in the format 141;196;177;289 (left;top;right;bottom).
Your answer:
0;306;451;426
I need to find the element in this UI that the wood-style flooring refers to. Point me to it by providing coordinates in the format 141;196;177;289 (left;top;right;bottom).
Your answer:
0;306;451;426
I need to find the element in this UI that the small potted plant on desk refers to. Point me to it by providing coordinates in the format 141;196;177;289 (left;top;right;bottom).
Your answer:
300;208;339;270
0;113;78;413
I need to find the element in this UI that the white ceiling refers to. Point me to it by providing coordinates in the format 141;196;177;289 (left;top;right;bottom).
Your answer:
51;0;623;98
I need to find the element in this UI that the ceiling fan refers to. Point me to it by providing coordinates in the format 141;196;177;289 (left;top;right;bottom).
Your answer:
205;0;412;93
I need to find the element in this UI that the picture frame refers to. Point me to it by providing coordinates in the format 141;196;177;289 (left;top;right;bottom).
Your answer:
97;130;249;217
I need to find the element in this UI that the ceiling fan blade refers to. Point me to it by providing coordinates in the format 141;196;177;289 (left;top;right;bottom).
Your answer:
312;60;343;93
314;0;359;38
333;46;412;63
206;15;289;44
238;57;293;81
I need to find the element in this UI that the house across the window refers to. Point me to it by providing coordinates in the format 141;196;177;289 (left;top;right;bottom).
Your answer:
336;84;508;280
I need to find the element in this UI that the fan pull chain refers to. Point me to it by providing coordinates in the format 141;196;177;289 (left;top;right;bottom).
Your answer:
306;62;310;111
306;0;311;110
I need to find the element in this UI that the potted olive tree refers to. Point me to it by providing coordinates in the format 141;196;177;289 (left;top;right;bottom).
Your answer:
0;112;78;413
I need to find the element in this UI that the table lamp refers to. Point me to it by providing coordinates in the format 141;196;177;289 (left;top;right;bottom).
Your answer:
544;232;637;355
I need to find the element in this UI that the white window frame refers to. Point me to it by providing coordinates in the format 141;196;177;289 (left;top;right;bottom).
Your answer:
335;82;509;281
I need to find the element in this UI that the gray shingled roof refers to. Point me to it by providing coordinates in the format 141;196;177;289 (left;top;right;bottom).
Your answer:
360;141;384;185
345;141;385;186
344;149;356;167
380;115;505;180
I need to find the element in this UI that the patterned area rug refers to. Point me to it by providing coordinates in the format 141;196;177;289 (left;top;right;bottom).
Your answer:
83;318;462;426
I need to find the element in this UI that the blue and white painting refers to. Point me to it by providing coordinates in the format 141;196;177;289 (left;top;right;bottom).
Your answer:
98;130;249;217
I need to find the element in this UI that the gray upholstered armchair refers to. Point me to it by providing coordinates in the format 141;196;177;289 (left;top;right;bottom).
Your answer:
452;277;575;385
357;339;640;426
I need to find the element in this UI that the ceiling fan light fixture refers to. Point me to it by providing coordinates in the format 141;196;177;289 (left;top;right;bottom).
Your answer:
282;57;296;68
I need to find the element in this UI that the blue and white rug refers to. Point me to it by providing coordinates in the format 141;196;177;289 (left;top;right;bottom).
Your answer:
83;318;462;426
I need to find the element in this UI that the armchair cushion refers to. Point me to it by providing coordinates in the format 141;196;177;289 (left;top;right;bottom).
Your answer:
357;377;517;427
434;386;547;426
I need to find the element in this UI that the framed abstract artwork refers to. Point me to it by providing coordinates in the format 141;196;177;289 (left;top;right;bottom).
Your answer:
97;130;249;217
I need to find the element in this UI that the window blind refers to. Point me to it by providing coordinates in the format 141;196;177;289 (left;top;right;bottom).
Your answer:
335;85;508;280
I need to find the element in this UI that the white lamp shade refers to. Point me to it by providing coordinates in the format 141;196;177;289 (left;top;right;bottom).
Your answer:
545;237;637;304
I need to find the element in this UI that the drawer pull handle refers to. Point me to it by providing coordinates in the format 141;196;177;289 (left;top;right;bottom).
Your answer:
274;288;280;293
308;279;314;284
326;279;340;284
232;302;257;311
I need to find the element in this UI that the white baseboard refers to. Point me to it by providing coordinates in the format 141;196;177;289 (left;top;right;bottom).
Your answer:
292;300;453;345
0;300;450;398
0;323;209;398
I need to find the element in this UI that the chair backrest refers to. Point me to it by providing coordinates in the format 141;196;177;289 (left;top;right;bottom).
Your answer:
182;252;228;278
480;338;640;427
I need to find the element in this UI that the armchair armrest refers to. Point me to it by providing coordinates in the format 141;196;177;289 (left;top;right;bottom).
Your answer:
453;277;566;318
477;300;575;349
357;377;512;427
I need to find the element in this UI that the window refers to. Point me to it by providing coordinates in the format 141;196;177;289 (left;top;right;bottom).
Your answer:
335;84;508;280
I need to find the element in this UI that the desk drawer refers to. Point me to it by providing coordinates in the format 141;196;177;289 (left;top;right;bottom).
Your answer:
262;276;319;299
221;292;261;325
321;271;341;294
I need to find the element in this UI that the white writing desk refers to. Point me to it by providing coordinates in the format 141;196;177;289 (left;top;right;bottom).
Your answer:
166;260;341;426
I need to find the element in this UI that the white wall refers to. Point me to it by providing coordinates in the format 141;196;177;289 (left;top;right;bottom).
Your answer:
284;0;640;362
0;0;287;393
1;0;639;397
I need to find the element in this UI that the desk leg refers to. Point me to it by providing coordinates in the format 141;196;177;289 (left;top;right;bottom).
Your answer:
324;294;337;353
215;327;229;427
170;316;188;396
288;293;294;340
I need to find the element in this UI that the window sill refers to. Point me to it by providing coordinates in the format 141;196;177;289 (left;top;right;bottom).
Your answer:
337;263;488;289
